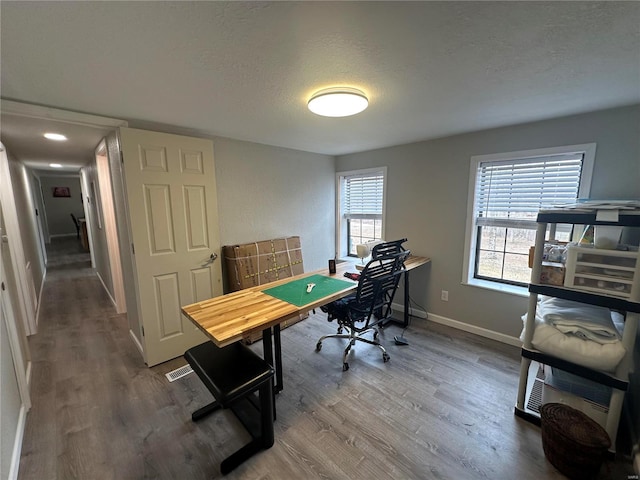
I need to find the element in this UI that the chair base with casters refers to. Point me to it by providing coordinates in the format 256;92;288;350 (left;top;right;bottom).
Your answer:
184;341;275;475
316;322;389;371
316;245;410;371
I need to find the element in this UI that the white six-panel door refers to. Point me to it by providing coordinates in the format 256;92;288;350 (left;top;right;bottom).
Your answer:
119;128;222;366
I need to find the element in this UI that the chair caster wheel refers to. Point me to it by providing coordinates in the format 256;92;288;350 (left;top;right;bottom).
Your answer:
373;331;379;341
315;342;322;352
337;327;343;334
382;353;390;363
342;362;349;371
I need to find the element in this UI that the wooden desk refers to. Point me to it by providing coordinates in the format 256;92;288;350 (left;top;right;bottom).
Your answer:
182;255;430;389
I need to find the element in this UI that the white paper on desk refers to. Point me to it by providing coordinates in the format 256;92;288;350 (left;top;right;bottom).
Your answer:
596;209;619;222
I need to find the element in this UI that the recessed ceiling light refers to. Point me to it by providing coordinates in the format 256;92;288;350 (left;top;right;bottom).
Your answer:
308;87;369;117
49;163;63;168
44;133;67;141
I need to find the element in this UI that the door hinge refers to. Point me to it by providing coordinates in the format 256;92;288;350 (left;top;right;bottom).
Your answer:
1;282;5;291
131;243;135;255
35;208;39;216
141;325;145;336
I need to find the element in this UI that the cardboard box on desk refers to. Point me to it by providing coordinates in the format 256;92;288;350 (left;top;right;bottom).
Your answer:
223;236;304;292
223;236;306;343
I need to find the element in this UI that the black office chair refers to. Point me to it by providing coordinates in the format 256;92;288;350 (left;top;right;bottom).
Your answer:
70;213;80;239
316;249;410;371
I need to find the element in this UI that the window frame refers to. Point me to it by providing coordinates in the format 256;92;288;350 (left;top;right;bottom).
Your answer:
462;143;596;295
335;167;387;259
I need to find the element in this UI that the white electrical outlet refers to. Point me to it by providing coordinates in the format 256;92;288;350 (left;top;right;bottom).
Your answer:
441;290;449;301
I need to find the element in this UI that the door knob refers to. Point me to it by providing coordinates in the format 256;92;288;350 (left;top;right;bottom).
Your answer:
202;252;218;267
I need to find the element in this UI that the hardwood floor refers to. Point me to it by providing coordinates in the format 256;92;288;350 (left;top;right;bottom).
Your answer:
19;237;635;479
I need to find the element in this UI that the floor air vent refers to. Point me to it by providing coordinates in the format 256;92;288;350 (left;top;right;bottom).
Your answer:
165;364;193;382
526;367;545;413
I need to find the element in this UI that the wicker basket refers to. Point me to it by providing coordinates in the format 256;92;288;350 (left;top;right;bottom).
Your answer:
539;403;611;480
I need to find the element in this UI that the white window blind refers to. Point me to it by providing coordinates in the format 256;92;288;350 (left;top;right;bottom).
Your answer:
343;172;384;218
474;154;584;229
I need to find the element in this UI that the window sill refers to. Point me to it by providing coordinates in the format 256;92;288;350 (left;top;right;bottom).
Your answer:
463;278;529;298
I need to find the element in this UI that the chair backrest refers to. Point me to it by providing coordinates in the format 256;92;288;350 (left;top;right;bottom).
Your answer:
349;249;410;329
371;238;408;258
70;213;79;228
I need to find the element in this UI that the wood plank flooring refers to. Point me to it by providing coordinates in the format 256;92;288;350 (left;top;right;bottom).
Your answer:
18;237;635;479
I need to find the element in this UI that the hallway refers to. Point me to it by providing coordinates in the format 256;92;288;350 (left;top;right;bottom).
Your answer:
17;237;224;479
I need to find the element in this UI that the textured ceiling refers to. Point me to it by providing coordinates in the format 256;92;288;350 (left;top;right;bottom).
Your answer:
1;1;639;171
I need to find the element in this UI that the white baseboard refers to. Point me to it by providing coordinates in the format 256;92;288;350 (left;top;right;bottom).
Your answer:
25;360;32;389
8;404;27;480
129;329;144;358
34;269;46;328
391;301;522;348
96;271;117;310
391;301;428;320
426;313;522;347
49;233;76;238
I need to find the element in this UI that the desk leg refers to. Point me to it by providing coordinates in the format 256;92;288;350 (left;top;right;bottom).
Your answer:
273;324;283;394
382;269;410;328
261;326;283;393
403;269;410;328
262;326;273;368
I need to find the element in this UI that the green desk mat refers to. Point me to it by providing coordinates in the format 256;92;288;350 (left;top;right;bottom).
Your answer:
263;274;354;307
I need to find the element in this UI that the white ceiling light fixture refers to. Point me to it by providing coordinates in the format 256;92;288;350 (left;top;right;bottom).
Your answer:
308;87;369;117
49;163;63;168
44;132;67;141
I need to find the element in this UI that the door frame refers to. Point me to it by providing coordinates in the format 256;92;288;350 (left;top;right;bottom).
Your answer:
0;143;32;406
0;143;37;336
95;139;126;314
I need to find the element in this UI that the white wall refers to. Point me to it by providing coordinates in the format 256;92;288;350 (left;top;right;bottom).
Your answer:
39;175;83;237
1;311;22;480
0;148;31;480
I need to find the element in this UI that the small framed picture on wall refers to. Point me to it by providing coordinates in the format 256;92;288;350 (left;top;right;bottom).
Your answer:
52;186;71;197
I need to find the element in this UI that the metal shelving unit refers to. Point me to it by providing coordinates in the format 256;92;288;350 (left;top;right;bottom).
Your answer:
515;207;640;452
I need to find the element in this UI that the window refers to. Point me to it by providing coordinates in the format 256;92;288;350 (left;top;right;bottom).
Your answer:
336;167;386;258
462;144;595;292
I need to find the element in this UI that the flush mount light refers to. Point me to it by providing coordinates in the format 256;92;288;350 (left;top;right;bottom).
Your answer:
44;133;67;141
307;87;368;117
49;163;63;168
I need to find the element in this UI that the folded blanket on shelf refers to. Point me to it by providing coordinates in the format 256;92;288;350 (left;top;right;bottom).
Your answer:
520;315;626;372
537;296;622;345
521;297;627;372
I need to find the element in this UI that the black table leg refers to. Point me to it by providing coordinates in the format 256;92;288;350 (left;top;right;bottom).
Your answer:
403;269;410;328
382;269;411;328
273;323;283;394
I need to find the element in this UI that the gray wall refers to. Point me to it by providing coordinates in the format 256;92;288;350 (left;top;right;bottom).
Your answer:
336;104;640;338
212;137;336;272
39;175;83;237
337;104;640;452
